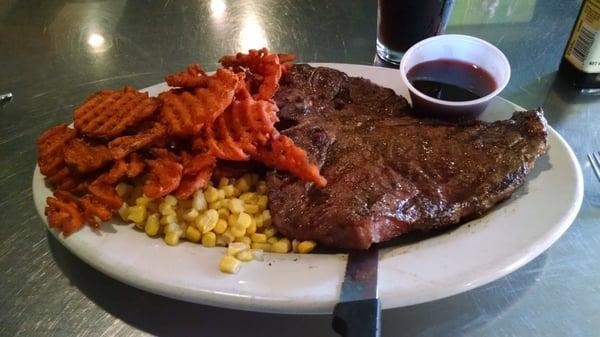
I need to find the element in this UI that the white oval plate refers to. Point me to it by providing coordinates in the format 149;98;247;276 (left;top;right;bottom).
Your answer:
33;63;584;314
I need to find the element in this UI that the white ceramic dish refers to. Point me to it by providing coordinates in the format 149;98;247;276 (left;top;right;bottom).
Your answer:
32;63;583;314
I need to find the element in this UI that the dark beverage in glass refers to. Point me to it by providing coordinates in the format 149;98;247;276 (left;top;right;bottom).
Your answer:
377;0;455;64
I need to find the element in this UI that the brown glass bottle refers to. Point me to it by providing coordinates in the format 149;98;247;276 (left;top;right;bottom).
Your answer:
559;0;600;89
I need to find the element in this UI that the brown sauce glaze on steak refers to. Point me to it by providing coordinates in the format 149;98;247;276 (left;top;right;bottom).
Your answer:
268;64;548;249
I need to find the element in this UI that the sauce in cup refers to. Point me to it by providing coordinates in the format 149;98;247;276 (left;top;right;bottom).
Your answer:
407;59;497;102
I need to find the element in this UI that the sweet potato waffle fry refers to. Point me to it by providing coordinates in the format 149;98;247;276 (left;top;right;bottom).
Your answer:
253;135;327;187
220;48;295;100
64;138;112;174
108;122;166;160
165;64;208;88
37;49;326;236
159;68;240;136
74;87;160;139
203;91;279;160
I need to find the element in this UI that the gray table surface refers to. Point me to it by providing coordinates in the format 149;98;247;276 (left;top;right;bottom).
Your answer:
1;0;599;336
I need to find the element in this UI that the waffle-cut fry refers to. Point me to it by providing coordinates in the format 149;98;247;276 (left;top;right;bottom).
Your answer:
252;135;327;187
74;87;160;139
126;153;146;178
45;195;84;236
64;138;113;174
109;123;166;160
80;194;113;223
175;152;216;199
181;152;217;176
143;154;183;199
220;48;294;100
278;53;296;73
159;68;240;136
37;124;76;177
165;64;209;88
49;167;88;192
88;181;122;210
204;93;279;161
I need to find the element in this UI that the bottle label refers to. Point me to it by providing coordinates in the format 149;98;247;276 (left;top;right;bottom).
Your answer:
566;0;600;73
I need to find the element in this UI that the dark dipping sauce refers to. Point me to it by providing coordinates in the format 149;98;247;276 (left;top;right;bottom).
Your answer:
407;59;497;102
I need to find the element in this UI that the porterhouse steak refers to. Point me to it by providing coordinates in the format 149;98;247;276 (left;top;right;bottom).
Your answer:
268;64;548;249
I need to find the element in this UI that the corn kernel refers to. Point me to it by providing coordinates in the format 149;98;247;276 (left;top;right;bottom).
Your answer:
251;242;271;252
217;208;230;220
267;237;279;245
135;195;151;207
236;250;254;262
160;213;177;225
228;213;239;227
202;232;217;247
228;198;245;214
145;214;160;236
204;186;219;203
214;219;228;234
218;177;230;188
182;208;199;222
254;214;264;228
256;195;268;211
244;204;259;214
209;199;226;210
297;240;317;254
179;222;189;238
232;186;242;197
164;231;181;246
262;210;272;226
217;189;226;200
279;238;291;247
234;177;251;193
271;240;291;253
246;219;257;235
234;236;252;245
127;205;147;224
216;235;228;247
230;225;246;238
263;226;277;238
219;230;235;245
239;192;257;203
115;183;133;198
219;255;242;274
185;226;201;242
235;212;252;229
227;242;250;256
222;185;235;197
164;195;178;207
192;190;207;210
251;233;267;243
159;202;175;216
250;249;264;261
164;222;182;234
118;203;129;221
256;181;268;195
196;209;219;233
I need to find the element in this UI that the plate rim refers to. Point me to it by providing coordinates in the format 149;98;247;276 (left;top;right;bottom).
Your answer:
32;63;584;314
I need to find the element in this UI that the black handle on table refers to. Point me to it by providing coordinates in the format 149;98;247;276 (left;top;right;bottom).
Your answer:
332;298;381;337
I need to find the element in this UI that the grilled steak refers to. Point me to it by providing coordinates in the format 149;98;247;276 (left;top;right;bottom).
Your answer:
267;64;548;249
